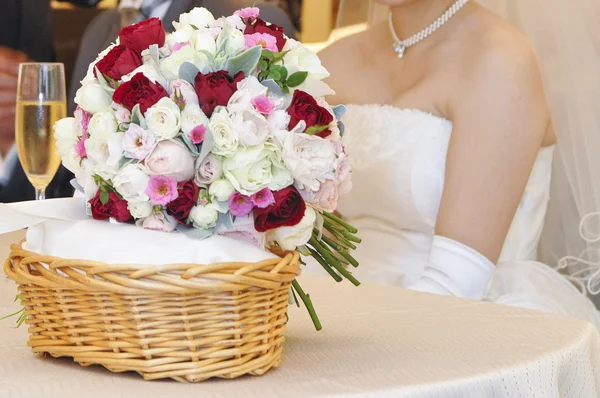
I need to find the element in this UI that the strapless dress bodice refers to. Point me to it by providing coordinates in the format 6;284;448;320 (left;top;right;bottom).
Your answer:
336;104;554;286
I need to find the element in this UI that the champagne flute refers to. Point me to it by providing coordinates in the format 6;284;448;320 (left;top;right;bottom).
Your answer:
15;63;66;200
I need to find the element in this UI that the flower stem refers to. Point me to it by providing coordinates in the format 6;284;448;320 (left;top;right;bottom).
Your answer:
310;237;361;286
323;212;358;233
307;246;343;282
339;250;359;267
323;222;357;250
292;279;322;331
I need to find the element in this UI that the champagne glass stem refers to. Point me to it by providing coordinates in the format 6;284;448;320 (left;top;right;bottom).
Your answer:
35;188;46;201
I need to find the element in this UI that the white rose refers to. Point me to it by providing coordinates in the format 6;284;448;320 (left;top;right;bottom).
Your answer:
106;131;125;169
75;80;112;114
282;133;335;191
181;105;208;135
74;160;98;200
54;117;80;172
219;15;246;31
227;76;268;114
209;179;235;202
209;108;239;156
223;143;292;195
217;26;245;55
233;108;270;147
192;30;217;54
88;111;117;137
283;39;330;81
128;201;153;219
159;45;211;81
174;7;216;31
85;134;118;180
190;203;219;229
145;98;182;140
267;206;316;250
268;110;292;146
144;140;195;182
166;27;194;49
122;64;168;90
112;163;150;203
281;39;335;96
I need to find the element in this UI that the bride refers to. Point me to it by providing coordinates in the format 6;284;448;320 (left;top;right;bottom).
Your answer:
310;0;600;327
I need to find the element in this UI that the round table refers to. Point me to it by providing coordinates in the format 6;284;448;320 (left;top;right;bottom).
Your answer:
1;230;599;398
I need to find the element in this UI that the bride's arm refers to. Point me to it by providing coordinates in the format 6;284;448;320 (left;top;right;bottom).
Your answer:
437;40;550;263
409;39;551;298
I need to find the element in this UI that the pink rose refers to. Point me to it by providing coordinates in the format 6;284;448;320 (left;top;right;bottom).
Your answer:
194;154;223;185
145;175;179;206
302;180;339;213
251;95;274;115
144;140;195;182
137;210;178;232
244;33;278;52
112;103;132;124
235;7;260;21
169;79;199;108
217;214;266;248
229;192;254;217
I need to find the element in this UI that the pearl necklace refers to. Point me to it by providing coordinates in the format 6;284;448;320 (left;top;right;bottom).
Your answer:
389;0;470;59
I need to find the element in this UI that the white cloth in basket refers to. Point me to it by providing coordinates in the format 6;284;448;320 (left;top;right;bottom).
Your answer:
0;198;276;265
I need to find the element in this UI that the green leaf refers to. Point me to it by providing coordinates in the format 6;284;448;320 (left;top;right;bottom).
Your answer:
130;104;147;129
261;49;274;60
118;156;134;170
282;85;290;94
216;23;232;54
179;62;201;84
189;24;199;30
305;125;330;136
271;50;290;63
226;46;261;77
286;71;308;88
270;65;287;82
268;69;281;81
258;59;268;71
279;66;288;82
95;67;116;94
100;191;109;205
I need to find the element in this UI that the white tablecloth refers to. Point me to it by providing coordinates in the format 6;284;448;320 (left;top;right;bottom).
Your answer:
1;230;599;398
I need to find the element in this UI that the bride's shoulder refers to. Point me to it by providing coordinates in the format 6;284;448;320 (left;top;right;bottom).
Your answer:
460;9;542;87
318;25;386;103
319;27;375;72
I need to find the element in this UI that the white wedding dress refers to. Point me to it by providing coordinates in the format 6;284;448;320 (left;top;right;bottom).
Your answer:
307;104;600;328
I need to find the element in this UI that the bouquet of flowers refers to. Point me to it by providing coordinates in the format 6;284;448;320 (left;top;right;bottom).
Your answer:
54;7;360;329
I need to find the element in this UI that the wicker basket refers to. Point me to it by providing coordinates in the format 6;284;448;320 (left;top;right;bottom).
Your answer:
3;241;301;382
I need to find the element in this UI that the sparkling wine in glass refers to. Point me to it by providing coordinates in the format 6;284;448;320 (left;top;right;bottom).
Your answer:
15;63;66;200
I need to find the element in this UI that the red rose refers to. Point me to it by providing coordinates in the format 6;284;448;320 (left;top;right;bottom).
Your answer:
112;72;168;113
118;17;166;54
94;45;143;82
89;191;132;223
194;70;245;117
166;179;200;225
244;18;287;51
287;90;334;138
254;186;306;232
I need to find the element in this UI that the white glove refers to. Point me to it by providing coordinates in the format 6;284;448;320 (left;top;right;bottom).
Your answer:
408;235;495;300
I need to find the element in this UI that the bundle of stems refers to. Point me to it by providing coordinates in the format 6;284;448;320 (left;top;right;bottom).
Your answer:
293;211;361;331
